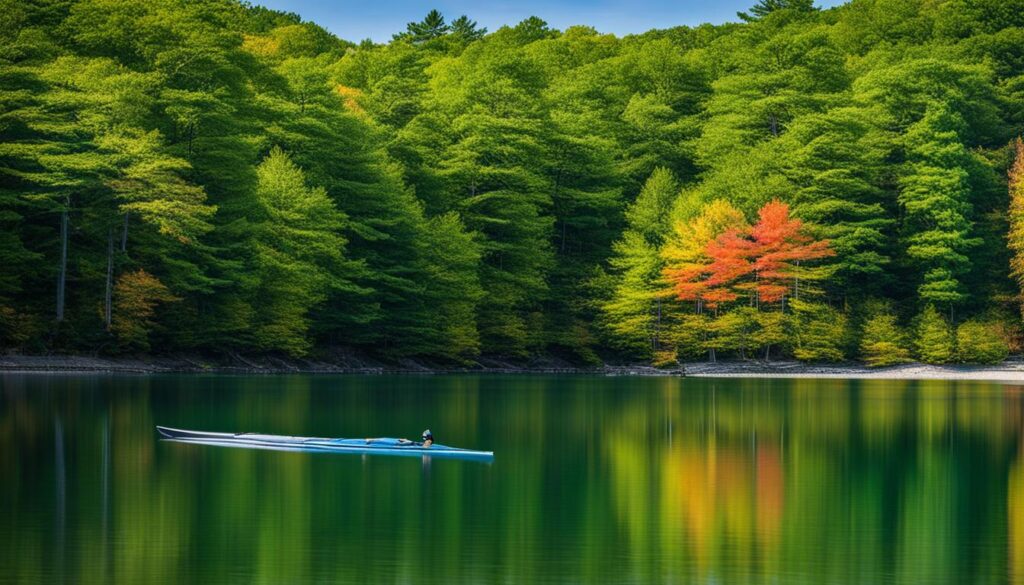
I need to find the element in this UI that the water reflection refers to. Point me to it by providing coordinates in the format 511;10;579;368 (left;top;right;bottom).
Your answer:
0;374;1021;583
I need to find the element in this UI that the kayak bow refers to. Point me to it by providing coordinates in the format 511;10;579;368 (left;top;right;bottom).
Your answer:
156;426;493;461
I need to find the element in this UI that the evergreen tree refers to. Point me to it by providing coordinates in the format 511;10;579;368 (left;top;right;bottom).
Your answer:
739;0;817;21
860;303;912;366
430;36;555;355
914;305;955;364
417;213;484;360
898;105;978;306
602;168;678;356
249;148;352;356
450;16;487;43
782;109;894;293
790;299;846;362
956;320;1009;364
396;10;449;44
704;309;754;362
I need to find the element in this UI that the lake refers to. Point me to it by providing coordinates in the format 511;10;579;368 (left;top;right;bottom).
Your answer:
1;373;1022;583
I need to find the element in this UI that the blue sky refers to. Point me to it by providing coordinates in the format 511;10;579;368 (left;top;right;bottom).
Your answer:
254;0;848;43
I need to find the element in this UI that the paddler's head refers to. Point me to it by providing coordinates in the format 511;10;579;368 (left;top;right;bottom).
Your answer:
422;429;433;443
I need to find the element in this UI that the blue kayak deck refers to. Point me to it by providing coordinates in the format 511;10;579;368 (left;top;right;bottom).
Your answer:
156;426;494;461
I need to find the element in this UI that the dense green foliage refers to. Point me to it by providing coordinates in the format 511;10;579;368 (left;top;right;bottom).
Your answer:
957;320;1010;364
860;303;913;367
1;0;1023;363
914;305;955;364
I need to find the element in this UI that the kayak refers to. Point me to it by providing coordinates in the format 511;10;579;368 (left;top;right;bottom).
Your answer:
156;426;494;462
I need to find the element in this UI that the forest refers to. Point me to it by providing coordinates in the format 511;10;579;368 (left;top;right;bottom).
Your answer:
2;0;1024;365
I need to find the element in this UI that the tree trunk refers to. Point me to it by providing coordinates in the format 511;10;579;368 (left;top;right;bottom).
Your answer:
56;200;69;322
794;260;801;301
754;269;760;309
709;308;717;363
104;226;114;330
654;297;662;351
120;212;129;252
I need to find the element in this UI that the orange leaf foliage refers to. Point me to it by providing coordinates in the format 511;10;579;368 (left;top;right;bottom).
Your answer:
112;269;179;349
667;200;833;308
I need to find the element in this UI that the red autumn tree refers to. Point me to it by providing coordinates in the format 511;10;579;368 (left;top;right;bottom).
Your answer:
699;227;757;305
750;200;834;303
669;200;833;308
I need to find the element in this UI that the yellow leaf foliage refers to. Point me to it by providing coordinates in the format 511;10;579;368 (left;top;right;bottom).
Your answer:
335;85;365;115
1010;138;1024;317
111;270;179;350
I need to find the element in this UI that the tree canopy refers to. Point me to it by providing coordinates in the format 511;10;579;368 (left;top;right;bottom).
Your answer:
0;1;1022;364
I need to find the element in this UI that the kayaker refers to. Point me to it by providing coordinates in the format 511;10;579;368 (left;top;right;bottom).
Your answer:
396;429;433;447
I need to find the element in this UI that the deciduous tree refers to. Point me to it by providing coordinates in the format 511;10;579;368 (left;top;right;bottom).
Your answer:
111;269;179;350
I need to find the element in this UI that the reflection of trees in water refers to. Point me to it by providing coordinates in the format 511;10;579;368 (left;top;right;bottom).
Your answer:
603;379;1024;582
1008;386;1024;585
54;417;65;584
2;376;1024;582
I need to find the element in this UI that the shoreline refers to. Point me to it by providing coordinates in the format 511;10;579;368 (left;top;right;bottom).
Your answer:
0;353;679;377
681;360;1024;382
2;353;1024;381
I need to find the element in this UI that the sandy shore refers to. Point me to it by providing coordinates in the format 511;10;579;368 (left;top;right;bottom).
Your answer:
679;360;1024;381
2;354;1024;381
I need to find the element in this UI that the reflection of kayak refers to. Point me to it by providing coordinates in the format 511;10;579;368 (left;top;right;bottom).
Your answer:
156;426;494;462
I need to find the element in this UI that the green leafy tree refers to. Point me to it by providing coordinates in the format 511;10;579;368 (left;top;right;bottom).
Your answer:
440;113;553;355
249;148;353;356
898;105;979;306
417;213;484;360
914;305;955;364
860;302;912;366
1010;138;1024;317
754;310;789;360
427;37;555;355
781;109;894;293
704;309;755;361
790;300;847;362
602;168;678;357
956;320;1009;364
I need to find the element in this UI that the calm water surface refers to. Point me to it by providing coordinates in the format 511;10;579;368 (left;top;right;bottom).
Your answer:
2;374;1024;583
